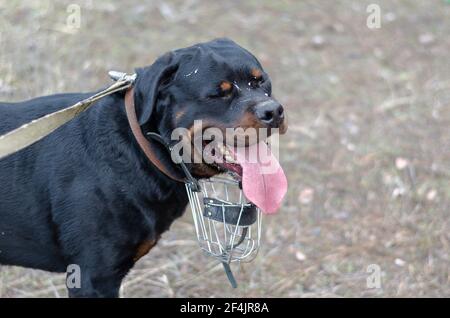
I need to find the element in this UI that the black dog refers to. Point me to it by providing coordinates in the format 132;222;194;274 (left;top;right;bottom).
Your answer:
0;38;286;297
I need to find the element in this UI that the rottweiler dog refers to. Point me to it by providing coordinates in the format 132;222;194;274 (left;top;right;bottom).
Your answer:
0;38;286;297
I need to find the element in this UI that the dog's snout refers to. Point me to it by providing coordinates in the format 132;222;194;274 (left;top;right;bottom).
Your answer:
254;100;285;128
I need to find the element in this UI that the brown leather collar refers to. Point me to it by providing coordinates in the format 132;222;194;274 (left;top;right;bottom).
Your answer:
124;87;184;182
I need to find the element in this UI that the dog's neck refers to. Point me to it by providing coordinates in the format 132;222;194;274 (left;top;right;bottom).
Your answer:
86;93;187;202
124;88;186;183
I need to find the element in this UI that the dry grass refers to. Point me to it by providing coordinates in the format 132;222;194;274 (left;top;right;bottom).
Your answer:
0;0;449;297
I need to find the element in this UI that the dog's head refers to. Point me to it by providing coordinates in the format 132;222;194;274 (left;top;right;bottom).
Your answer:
133;38;287;179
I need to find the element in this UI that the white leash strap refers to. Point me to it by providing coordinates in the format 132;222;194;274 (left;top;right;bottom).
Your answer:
0;72;136;160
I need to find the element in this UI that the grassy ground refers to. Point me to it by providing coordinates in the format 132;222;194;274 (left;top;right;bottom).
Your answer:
0;0;449;297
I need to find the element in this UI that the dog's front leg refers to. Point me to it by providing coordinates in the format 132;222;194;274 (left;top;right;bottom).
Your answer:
66;264;129;298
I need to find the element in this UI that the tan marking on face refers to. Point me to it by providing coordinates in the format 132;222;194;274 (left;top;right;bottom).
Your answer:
186;120;230;177
230;112;267;147
220;81;232;92
186;123;206;166
234;111;288;143
237;111;266;130
279;113;288;134
251;68;262;79
134;239;158;262
175;109;186;122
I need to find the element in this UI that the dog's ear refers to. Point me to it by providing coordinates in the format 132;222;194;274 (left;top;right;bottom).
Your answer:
134;52;179;125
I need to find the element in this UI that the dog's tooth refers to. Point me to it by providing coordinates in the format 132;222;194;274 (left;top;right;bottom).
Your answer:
224;153;236;163
224;145;237;162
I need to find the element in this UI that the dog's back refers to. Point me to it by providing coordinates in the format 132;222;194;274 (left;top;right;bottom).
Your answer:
0;93;92;134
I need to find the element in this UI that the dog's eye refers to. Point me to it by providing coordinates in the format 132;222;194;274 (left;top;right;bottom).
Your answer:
249;77;263;89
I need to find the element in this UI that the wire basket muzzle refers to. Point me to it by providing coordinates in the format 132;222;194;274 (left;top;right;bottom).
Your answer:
186;176;262;264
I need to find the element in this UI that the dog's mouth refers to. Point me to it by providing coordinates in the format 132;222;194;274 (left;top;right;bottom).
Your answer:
201;140;243;177
192;138;288;214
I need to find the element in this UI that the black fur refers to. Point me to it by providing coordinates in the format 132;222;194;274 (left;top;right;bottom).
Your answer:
0;38;275;297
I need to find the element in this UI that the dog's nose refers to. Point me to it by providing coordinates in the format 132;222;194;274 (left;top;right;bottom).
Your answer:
255;100;285;128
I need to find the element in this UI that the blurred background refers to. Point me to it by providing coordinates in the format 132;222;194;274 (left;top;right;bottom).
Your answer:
0;0;449;297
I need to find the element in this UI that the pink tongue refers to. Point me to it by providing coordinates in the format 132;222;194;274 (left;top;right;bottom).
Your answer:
232;142;288;214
